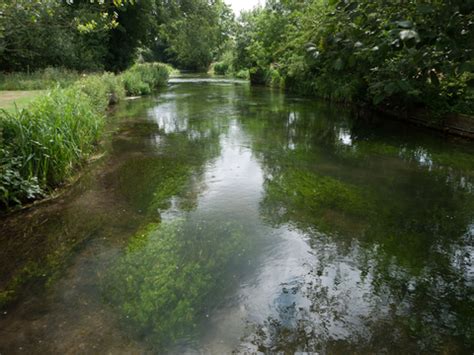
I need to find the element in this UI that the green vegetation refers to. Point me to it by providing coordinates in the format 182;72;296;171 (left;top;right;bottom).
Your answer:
0;0;233;73
1;0;472;115
104;218;249;347
121;63;172;96
0;91;46;112
0;88;104;207
0;64;172;209
227;0;473;116
0;68;80;90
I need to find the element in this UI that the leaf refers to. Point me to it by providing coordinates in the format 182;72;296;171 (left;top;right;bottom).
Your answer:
458;62;474;74
429;71;440;86
397;80;412;92
384;82;398;95
345;2;358;12
399;30;420;44
395;20;413;29
333;58;344;71
417;4;434;14
373;93;385;105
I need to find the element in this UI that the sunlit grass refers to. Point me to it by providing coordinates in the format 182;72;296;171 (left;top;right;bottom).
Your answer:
0;91;46;112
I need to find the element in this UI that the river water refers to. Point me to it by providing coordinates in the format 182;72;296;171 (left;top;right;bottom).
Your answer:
1;77;473;353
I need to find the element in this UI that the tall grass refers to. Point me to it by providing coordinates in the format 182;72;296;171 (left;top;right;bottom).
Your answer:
0;67;80;90
0;88;104;207
0;63;172;209
121;63;172;96
0;63;171;207
73;73;126;111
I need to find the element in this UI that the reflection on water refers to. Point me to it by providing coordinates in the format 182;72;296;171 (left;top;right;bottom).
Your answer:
1;77;473;353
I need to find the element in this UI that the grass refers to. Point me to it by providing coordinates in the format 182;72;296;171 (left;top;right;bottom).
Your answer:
0;67;80;90
0;91;46;112
0;63;173;209
0;88;104;207
121;63;173;96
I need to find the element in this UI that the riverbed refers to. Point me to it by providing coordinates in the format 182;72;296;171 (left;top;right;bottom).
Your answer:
1;77;473;353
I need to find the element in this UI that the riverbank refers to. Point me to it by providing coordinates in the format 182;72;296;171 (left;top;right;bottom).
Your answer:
383;110;474;139
0;63;172;211
212;68;474;140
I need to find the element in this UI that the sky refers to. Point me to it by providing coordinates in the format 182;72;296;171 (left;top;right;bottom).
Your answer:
225;0;263;15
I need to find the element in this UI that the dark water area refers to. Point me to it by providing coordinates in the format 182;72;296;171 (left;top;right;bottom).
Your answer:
1;77;473;353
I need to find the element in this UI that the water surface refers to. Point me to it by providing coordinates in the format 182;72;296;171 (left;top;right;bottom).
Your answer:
1;77;473;353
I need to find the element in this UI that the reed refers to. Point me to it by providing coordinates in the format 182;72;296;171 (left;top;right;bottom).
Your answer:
0;88;103;207
0;63;172;208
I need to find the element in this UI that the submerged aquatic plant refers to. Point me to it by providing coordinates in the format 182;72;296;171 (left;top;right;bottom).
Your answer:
103;218;250;347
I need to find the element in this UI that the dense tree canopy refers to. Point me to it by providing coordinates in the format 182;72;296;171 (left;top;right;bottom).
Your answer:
0;0;232;72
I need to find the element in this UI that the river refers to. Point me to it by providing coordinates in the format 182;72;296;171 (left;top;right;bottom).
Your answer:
1;77;473;353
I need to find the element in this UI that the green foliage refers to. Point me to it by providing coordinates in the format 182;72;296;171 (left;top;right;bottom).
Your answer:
0;67;81;90
0;62;171;209
0;0;111;71
0;0;233;73
232;0;474;115
73;72;125;111
121;63;171;96
144;0;234;71
235;69;250;80
0;88;104;208
213;62;230;75
0;148;43;207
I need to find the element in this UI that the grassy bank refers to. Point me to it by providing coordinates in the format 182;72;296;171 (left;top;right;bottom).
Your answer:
0;63;172;210
0;68;81;91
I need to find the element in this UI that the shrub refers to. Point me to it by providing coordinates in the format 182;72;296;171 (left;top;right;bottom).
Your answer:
102;73;126;104
121;63;171;96
0;147;43;207
0;62;172;209
213;61;229;75
122;71;151;96
73;73;126;111
235;69;250;80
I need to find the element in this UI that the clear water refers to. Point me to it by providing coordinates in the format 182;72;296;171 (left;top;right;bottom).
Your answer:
1;77;473;353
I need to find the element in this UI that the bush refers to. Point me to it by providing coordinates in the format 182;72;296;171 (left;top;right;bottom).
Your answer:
235;69;250;80
0;62;172;209
73;73;126;111
122;71;151;96
121;63;171;96
213;61;230;75
0;148;43;207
